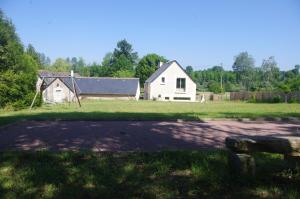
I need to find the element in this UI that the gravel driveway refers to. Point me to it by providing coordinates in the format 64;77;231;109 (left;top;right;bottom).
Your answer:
0;120;299;151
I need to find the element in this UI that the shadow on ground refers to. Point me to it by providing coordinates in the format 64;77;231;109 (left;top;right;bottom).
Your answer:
0;151;299;199
0;114;299;151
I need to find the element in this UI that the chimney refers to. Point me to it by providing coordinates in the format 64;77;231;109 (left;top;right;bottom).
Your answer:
158;61;164;68
70;70;74;77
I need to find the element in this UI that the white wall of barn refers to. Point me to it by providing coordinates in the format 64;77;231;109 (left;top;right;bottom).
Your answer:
42;78;75;103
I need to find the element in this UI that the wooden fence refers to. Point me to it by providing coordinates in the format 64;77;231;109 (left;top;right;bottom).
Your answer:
230;91;300;102
196;92;230;101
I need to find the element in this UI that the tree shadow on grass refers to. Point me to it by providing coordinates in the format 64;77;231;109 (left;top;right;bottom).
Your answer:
0;151;299;199
0;111;207;127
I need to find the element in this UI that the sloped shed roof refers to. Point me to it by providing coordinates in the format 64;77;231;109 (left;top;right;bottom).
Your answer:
60;77;139;96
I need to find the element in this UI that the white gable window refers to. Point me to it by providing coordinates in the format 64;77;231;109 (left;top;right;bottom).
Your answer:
176;78;186;92
161;77;165;84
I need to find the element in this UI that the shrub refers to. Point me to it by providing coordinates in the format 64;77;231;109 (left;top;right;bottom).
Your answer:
272;95;282;103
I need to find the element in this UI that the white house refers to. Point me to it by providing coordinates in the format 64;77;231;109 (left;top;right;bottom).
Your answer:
144;60;196;101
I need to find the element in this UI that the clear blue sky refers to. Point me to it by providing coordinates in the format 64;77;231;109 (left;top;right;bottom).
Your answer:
1;0;300;70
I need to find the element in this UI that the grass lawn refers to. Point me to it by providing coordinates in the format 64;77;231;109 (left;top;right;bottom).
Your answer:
0;100;300;126
0;150;299;199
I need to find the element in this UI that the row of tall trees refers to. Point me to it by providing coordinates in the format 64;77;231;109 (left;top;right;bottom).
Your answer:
44;46;300;94
189;52;300;93
45;39;168;85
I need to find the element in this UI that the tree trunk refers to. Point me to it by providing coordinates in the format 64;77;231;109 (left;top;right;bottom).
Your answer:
285;94;288;103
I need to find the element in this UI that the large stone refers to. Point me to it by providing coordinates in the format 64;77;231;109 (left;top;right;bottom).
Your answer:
225;136;300;154
229;152;255;176
284;152;300;168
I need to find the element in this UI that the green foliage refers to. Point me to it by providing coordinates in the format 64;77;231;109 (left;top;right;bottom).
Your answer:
49;58;71;72
135;53;167;85
185;65;194;75
25;44;50;69
0;10;40;109
111;54;133;72
232;52;255;90
208;81;223;93
110;39;138;74
190;54;299;93
101;52;113;67
272;95;282;103
113;69;135;78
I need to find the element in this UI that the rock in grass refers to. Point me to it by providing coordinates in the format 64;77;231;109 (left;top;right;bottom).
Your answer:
229;152;256;176
225;136;300;154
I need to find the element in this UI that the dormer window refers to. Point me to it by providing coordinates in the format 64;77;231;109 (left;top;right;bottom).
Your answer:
161;77;165;83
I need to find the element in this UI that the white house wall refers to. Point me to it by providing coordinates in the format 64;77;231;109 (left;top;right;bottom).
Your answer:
147;62;196;101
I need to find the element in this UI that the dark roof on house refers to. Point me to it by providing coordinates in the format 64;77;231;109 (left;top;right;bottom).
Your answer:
145;61;173;83
60;77;139;96
145;60;195;84
38;70;80;78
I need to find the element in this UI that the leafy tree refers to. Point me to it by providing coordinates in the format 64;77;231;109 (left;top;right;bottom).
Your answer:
111;54;133;72
260;56;279;89
39;53;51;68
211;65;224;72
289;76;300;91
0;10;40;109
113;39;138;64
113;69;135;78
50;58;71;72
80;66;90;77
277;83;291;103
232;52;255;90
101;52;113;67
26;44;51;69
71;57;78;72
185;65;194;76
89;63;101;77
26;44;42;67
135;53;167;85
208;81;222;93
111;39;138;73
292;64;300;75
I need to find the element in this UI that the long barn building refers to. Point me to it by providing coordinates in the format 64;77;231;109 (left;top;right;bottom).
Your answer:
37;71;140;103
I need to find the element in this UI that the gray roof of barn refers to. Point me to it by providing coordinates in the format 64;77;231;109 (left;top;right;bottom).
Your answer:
38;70;80;78
145;60;196;84
60;77;139;96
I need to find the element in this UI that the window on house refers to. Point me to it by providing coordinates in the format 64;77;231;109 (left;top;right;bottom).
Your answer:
176;78;186;92
173;97;191;100
161;77;165;83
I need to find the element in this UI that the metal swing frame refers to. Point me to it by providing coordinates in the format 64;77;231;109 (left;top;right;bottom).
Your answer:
30;72;81;110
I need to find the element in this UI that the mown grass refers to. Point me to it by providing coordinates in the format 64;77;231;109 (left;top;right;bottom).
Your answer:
0;100;300;126
0;150;299;199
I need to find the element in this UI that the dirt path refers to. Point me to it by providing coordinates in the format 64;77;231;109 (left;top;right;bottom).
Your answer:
0;120;299;151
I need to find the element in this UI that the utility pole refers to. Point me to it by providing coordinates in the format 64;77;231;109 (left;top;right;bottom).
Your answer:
220;63;223;90
71;70;81;107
